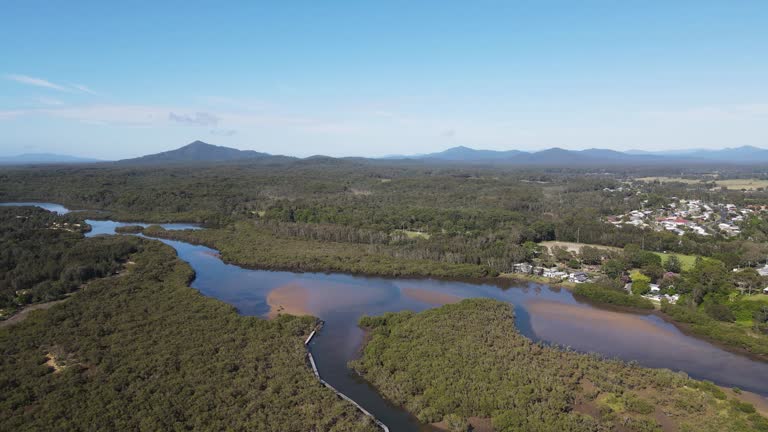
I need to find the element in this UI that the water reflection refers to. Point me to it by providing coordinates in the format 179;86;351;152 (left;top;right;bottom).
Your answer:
5;202;768;431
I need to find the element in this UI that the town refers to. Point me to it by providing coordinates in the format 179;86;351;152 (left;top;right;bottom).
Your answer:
606;198;767;238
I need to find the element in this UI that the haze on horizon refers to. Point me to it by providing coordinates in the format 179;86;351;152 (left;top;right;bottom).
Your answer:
1;1;767;160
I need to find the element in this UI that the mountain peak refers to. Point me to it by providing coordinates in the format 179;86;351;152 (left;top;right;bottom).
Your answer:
185;140;212;147
117;141;273;165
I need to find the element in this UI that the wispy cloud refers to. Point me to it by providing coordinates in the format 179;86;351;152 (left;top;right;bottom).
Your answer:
169;111;219;126
5;74;99;95
36;97;64;106
0;110;25;119
210;128;237;136
5;74;69;91
645;104;768;121
70;83;98;95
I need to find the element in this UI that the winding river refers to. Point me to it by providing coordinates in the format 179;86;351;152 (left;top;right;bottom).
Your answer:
5;202;768;431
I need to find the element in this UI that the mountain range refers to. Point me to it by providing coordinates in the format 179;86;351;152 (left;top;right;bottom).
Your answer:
115;140;277;165
3;142;768;166
0;153;102;165
395;145;768;165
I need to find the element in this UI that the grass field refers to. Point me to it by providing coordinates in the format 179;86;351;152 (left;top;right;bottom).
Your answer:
395;229;431;239
636;176;768;191
636;176;702;184
715;179;768;190
744;294;768;302
653;252;698;271
539;241;621;254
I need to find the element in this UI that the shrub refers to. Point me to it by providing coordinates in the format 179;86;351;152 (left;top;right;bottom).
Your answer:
573;283;654;309
704;303;736;322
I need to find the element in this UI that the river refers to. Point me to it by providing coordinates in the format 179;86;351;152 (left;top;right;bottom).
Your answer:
4;202;768;431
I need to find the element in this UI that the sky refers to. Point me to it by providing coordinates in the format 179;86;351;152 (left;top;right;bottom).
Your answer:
1;1;767;160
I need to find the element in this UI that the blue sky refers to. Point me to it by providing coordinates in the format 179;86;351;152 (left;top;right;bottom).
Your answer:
1;1;767;159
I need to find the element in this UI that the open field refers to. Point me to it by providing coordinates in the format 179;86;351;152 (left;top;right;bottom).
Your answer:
636;176;703;184
653;251;698;271
744;294;768;302
394;229;431;239
716;179;768;190
637;176;768;191
539;241;621;254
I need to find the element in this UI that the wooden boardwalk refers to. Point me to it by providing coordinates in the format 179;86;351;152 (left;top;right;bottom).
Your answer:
305;325;390;432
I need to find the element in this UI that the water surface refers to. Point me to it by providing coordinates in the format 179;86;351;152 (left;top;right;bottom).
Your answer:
6;202;768;431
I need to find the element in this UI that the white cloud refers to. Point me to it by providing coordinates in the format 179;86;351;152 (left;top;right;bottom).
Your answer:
169;111;219;126
210;129;237;136
36;97;64;106
5;74;99;95
5;74;69;91
70;83;98;95
0;110;25;119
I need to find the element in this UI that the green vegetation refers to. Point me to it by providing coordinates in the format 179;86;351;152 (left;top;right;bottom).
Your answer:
4;161;768;357
0;237;376;431
0;207;136;316
394;229;431;239
5;162;768;271
352;299;767;432
113;224;145;234
143;222;493;278
574;283;654;310
662;300;768;356
654;251;697;271
630;271;652;295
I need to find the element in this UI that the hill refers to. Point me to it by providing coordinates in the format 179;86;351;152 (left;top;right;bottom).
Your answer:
117;141;275;164
403;146;667;165
388;145;768;165
0;153;102;165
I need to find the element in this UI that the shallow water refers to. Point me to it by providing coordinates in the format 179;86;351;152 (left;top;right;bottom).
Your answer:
6;202;768;431
0;201;70;215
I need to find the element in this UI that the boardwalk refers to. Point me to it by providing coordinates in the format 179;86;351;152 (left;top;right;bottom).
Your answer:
304;325;390;432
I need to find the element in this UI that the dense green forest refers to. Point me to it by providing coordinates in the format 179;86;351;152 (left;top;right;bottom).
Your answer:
3;161;768;356
3;161;768;273
570;244;768;357
573;283;655;310
0;236;376;431
0;207;135;315
352;299;768;432
141;222;492;278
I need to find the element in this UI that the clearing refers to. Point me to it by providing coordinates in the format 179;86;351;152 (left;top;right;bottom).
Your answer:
653;252;698;271
539;241;621;254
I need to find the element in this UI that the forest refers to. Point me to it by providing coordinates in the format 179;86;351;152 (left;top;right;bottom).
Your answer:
5;161;768;356
0;207;135;315
3;160;768;274
0;235;377;431
352;299;768;432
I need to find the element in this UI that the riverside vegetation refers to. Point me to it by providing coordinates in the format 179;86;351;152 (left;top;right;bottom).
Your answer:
0;207;136;316
2;164;768;379
0;210;377;431
352;299;768;432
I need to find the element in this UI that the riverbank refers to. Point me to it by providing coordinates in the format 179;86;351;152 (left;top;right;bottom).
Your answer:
140;223;768;363
353;299;768;432
141;223;495;279
652;308;768;362
0;297;69;328
0;237;379;431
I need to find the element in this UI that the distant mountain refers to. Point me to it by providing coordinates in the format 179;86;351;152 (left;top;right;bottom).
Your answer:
117;141;274;164
104;141;768;167
396;146;666;165
420;146;527;161
670;146;768;163
385;145;768;165
625;146;768;163
0;153;102;165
